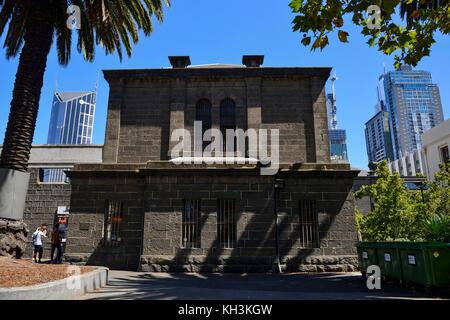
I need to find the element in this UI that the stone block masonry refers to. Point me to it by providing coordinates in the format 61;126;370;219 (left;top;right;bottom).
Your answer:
66;163;360;272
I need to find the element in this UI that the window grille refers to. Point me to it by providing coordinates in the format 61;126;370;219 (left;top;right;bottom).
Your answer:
299;200;319;248
217;199;236;248
182;200;201;248
104;200;123;246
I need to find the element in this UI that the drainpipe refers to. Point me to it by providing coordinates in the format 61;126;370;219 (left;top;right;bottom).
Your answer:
273;178;284;274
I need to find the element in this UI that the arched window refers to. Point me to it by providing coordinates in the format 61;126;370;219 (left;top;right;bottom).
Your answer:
195;99;212;152
220;98;236;153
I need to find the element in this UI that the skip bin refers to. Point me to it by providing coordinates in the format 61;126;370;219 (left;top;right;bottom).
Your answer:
356;242;379;274
398;242;450;287
376;242;403;280
423;243;449;288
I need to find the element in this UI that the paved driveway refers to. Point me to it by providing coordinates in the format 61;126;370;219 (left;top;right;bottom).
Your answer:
78;271;440;300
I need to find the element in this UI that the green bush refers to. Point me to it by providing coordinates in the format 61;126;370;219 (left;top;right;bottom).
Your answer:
424;213;450;243
355;160;450;242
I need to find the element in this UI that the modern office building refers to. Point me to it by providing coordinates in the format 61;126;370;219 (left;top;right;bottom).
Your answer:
326;73;348;160
365;111;394;163
421;119;450;179
329;129;348;160
380;65;444;159
44;90;97;182
47;91;96;145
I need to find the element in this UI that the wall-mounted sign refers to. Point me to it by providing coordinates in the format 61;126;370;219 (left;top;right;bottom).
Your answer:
384;253;391;262
57;206;70;215
362;251;368;259
408;254;416;265
55;205;70;244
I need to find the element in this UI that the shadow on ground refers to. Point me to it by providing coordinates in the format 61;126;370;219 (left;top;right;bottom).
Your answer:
79;271;437;300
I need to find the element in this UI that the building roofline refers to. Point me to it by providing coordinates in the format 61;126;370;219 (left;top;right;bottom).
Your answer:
102;67;332;82
364;110;386;125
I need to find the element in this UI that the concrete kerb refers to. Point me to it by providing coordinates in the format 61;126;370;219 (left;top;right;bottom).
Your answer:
0;266;108;300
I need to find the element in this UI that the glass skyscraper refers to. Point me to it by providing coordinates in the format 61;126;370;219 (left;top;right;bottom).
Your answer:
43;90;96;182
365;110;394;163
47;91;96;144
380;66;444;159
326;93;348;161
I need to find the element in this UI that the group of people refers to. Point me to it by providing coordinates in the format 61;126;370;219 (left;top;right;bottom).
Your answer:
31;223;64;264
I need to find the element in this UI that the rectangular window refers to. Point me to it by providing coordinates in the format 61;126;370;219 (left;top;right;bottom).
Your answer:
182;200;201;248
104;200;123;246
217;199;236;248
299;200;319;248
440;145;449;165
38;168;70;183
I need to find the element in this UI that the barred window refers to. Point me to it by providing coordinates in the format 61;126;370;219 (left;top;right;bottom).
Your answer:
217;199;236;248
299;200;319;248
182;200;201;248
104;200;123;246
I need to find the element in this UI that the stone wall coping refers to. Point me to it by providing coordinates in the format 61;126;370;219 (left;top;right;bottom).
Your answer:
103;67;332;83
66;162;359;179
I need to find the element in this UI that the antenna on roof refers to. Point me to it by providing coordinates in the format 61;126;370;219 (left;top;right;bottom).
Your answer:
93;71;99;103
330;71;338;130
54;71;58;93
94;71;99;92
382;62;386;74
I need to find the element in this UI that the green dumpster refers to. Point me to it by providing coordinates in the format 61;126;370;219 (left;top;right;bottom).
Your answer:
398;242;450;288
376;242;403;280
356;242;379;274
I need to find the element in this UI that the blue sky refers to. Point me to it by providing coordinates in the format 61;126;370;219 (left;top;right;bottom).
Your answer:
0;0;448;169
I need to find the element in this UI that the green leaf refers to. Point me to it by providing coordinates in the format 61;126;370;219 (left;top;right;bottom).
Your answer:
333;16;344;28
319;35;329;49
338;30;349;42
301;36;311;46
382;0;400;15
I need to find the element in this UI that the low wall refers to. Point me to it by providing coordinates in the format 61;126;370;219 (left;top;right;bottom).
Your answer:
0;267;108;300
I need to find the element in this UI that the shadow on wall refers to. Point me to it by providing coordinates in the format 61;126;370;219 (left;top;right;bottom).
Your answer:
151;175;355;273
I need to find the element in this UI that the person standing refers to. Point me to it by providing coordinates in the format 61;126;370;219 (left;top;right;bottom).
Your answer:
31;227;40;262
32;224;47;263
50;224;62;264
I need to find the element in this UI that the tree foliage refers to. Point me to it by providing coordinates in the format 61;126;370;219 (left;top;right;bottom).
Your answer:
289;0;450;68
355;160;450;241
0;0;170;65
0;0;170;173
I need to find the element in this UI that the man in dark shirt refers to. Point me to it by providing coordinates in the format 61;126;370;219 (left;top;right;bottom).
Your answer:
50;224;62;264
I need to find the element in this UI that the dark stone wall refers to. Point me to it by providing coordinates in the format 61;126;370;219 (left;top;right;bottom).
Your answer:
65;166;359;272
102;68;331;165
352;176;378;215
64;171;144;270
22;168;71;259
141;170;357;272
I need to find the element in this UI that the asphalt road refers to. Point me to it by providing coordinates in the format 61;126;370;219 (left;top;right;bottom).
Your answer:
78;271;442;300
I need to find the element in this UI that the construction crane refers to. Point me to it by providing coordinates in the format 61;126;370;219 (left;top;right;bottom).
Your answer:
330;71;338;130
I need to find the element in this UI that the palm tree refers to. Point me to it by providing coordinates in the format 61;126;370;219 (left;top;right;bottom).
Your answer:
0;0;169;220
